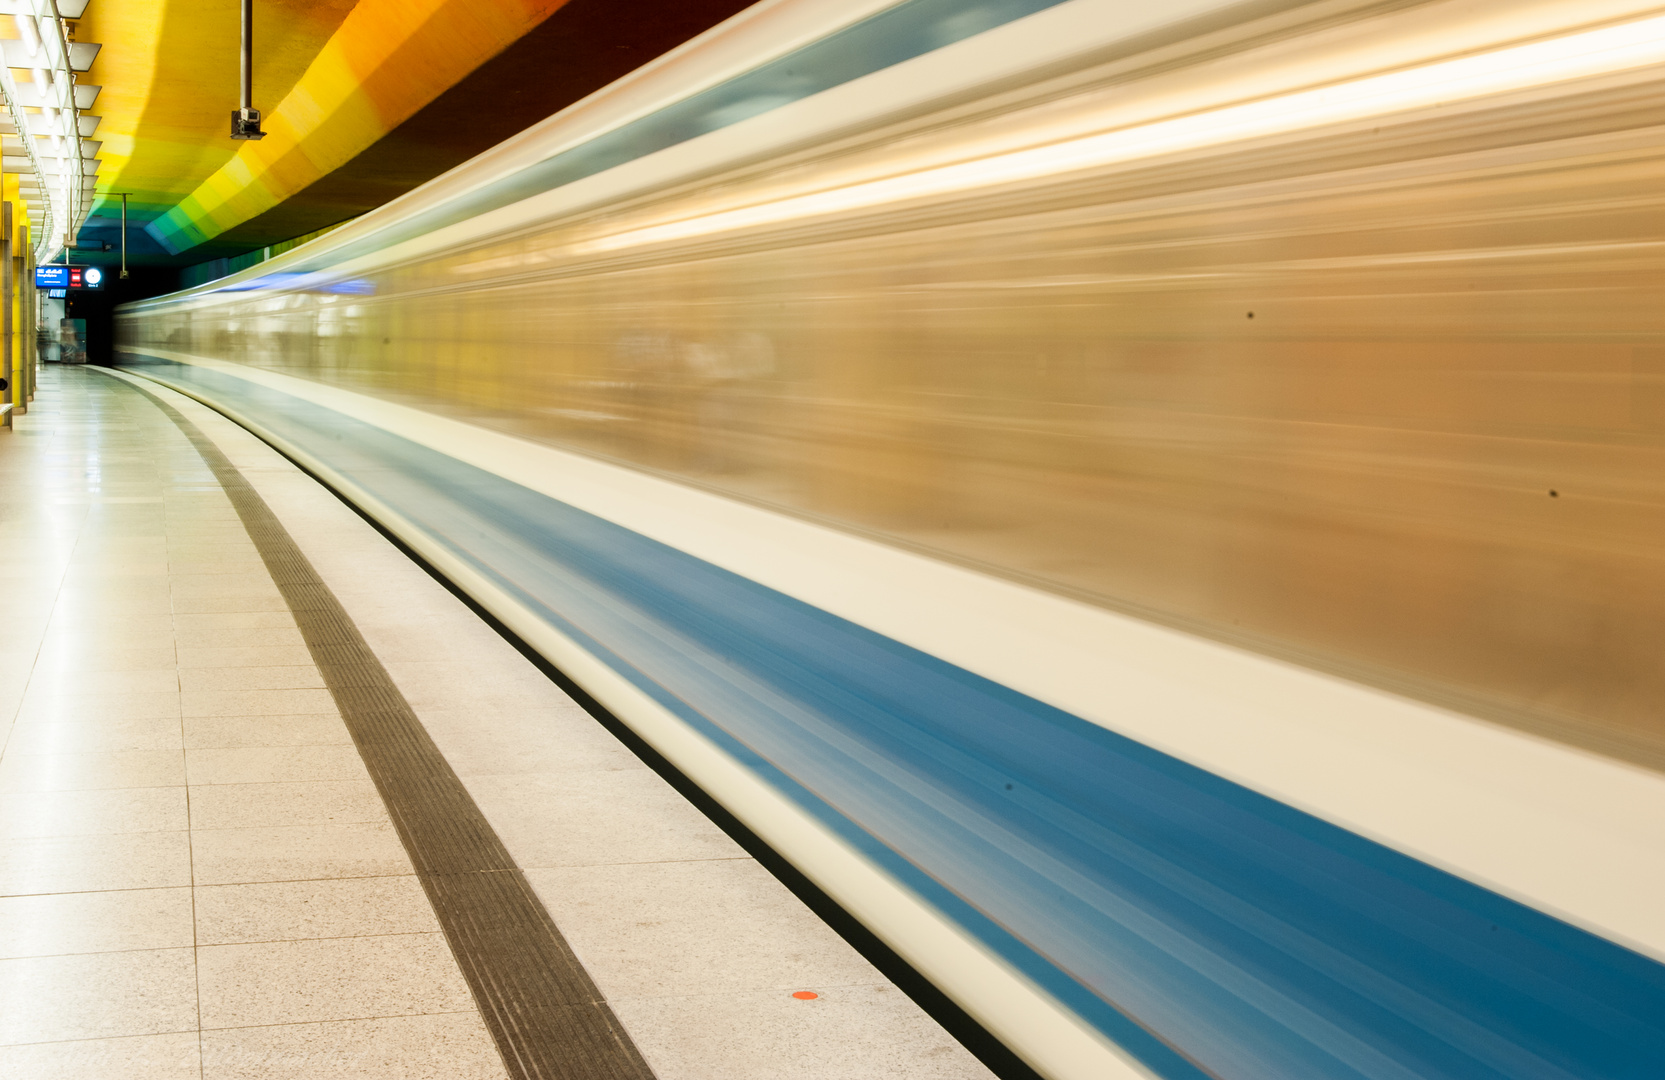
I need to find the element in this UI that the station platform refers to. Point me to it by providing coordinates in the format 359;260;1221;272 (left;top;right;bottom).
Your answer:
0;363;993;1080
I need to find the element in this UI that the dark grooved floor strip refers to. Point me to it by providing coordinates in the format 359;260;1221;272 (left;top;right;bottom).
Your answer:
127;378;657;1080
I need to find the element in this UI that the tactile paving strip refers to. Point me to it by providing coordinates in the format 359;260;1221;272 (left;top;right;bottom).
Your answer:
129;378;657;1080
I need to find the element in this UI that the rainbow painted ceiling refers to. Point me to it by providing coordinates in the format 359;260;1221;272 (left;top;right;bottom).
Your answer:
46;0;755;268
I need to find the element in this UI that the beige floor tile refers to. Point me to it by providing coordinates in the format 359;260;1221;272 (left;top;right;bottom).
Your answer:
0;619;52;643
423;713;632;778
23;668;179;697
182;689;336;718
0;948;198;1044
63;559;172;576
609;985;992;1080
383;662;562;713
172;595;291;615
402;684;566;716
0;888;195;959
199;1013;505;1079
168;552;264;567
167;539;262;552
0;590;58;612
0;749;186;793
466;767;746;869
13;691;180;724
176;646;315;669
54;575;172;592
5;716;185;755
163;516;248;527
41;613;175;638
173;611;297;632
171;565;270;582
0;684;30;724
189;822;411;885
338;624;507;664
50;594;175;617
0;1031;201;1079
184;714;351;750
187;780;386;830
384;660;552;695
55;581;173;603
174;626;306;649
197;933;473;1028
30;645;178;671
181;667;326;693
185;746;368;786
169;573;283;596
0;787;187;839
194;876;437;945
527;860;878;1000
76;525;172;539
0;831;193;895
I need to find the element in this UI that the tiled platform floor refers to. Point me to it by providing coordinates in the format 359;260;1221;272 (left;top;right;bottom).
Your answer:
0;364;993;1079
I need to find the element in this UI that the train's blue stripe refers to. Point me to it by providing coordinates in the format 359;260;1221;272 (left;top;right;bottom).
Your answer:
125;356;1665;1080
224;0;1071;289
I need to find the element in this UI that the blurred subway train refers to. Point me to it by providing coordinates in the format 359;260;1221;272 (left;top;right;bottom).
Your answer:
115;0;1665;1076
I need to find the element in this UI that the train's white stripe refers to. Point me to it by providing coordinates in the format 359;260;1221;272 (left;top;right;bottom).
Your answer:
121;349;1665;968
106;364;1152;1080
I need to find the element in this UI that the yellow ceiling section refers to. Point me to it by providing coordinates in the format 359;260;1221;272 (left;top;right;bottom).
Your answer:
80;0;357;227
145;0;567;253
69;0;564;256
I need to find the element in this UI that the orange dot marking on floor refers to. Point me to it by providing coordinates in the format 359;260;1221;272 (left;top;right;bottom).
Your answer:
792;991;819;1000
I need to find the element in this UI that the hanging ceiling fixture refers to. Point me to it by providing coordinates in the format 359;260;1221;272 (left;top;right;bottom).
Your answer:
230;0;265;140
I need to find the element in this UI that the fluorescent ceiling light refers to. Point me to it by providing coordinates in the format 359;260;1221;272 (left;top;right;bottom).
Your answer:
16;10;38;55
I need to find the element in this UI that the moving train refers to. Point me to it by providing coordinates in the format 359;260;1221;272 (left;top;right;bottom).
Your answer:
117;0;1665;1076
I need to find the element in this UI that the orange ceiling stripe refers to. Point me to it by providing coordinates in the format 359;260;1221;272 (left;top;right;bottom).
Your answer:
148;0;565;253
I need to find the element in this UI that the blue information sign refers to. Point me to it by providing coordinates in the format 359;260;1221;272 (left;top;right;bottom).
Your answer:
36;265;69;288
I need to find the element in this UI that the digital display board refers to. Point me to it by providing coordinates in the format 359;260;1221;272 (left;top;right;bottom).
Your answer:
34;265;104;290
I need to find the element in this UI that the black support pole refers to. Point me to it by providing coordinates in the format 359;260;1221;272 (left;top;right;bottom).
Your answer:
240;0;251;111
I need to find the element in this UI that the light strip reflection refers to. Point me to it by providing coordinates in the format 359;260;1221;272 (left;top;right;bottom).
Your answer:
578;11;1665;255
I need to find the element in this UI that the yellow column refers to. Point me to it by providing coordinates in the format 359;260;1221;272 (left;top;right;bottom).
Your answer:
0;173;25;418
0;184;10;427
21;220;33;404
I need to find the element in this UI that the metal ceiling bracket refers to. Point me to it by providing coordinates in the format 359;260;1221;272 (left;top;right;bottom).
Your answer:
230;0;264;139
